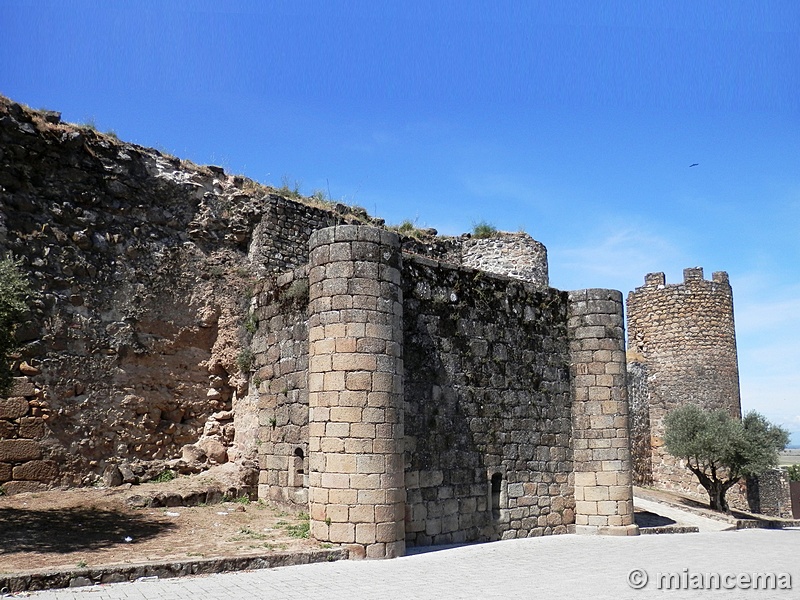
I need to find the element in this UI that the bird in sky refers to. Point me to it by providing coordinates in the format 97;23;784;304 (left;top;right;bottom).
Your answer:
689;163;699;167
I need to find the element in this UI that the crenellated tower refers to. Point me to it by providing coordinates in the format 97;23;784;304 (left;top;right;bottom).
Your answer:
626;267;741;494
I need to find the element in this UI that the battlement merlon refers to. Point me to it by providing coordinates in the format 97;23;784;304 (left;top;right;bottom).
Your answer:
638;268;731;289
711;271;730;285
643;272;665;287
683;267;704;282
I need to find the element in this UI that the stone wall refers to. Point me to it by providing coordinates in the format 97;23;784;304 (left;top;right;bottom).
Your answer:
0;98;257;488
251;267;310;505
626;268;741;496
401;232;549;288
0;97;472;491
0;376;54;493
744;469;794;519
248;224;583;554
626;360;651;486
402;255;572;546
2;95;638;555
568;289;637;535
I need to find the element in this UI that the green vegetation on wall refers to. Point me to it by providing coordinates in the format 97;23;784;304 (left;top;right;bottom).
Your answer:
0;257;32;394
472;221;498;239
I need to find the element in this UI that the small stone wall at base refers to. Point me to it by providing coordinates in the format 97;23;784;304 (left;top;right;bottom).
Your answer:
0;548;347;593
0;377;55;494
735;469;793;519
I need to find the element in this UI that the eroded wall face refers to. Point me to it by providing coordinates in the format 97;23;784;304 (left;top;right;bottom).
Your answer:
402;257;573;545
0;100;258;490
626;269;741;496
0;98;400;491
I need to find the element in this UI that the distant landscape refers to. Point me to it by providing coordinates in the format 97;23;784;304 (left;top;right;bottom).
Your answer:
779;449;800;466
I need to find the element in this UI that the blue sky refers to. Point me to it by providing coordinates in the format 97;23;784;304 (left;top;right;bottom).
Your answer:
2;1;799;444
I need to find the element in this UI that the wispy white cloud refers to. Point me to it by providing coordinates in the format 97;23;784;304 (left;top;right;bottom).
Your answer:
707;273;800;439
732;274;800;332
550;226;688;292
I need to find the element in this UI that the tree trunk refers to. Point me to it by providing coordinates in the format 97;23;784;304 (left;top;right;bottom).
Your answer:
705;480;730;512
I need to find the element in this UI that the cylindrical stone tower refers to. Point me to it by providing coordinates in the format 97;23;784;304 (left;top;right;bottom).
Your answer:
307;225;405;559
568;289;638;536
461;232;549;287
626;268;741;495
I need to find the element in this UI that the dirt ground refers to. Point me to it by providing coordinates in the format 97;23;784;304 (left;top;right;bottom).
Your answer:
0;474;324;576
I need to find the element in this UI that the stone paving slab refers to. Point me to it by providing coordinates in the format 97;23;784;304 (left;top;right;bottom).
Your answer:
20;529;800;600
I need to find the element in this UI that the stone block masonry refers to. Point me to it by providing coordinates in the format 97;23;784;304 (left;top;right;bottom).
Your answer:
306;225;406;559
0;377;56;494
247;223;641;556
252;267;311;506
402;257;573;545
1;97;647;556
568;290;638;536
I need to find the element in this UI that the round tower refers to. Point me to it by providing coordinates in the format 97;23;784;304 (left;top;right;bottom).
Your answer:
568;289;638;536
306;225;405;559
461;232;549;287
626;267;741;495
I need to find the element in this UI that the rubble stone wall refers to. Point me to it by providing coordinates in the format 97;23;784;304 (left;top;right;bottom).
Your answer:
626;360;651;486
0;97;380;490
248;197;341;273
251;267;310;506
729;469;794;519
0;377;54;494
461;234;548;287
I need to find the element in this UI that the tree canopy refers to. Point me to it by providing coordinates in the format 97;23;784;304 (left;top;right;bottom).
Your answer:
664;404;789;512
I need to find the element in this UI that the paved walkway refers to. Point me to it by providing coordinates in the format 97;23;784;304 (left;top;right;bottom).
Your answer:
633;496;734;532
23;529;800;600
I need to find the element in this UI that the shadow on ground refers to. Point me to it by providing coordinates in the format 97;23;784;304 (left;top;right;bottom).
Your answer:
658;492;771;521
634;510;676;528
0;507;175;554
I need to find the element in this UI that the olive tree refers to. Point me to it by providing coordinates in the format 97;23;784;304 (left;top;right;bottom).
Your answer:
0;257;32;394
664;404;789;512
